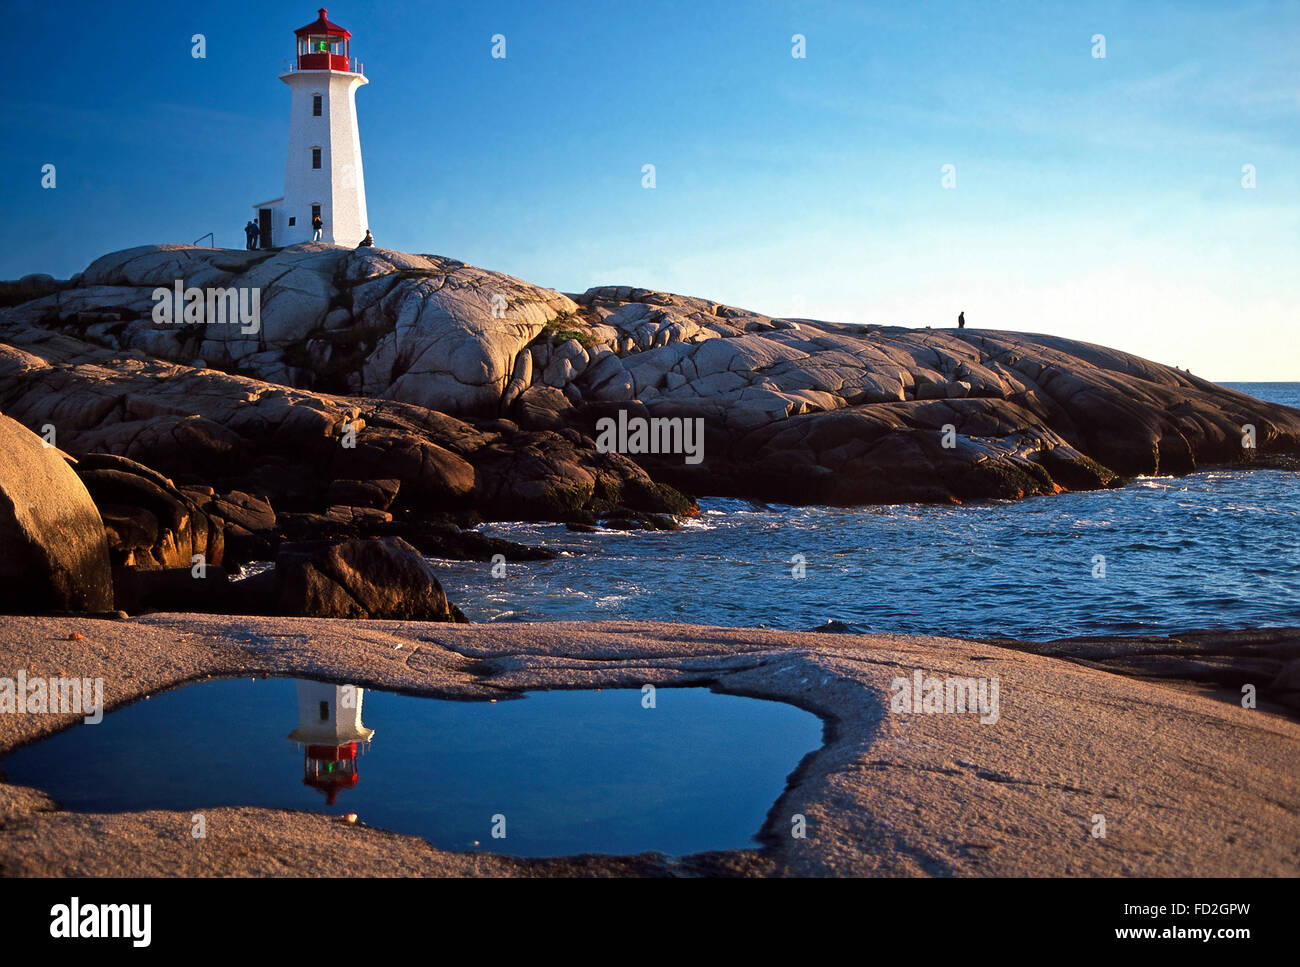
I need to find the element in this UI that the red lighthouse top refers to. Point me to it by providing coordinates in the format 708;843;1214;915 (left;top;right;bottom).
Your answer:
294;8;355;72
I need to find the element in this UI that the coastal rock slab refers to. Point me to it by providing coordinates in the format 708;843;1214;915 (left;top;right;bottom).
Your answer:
0;616;1296;876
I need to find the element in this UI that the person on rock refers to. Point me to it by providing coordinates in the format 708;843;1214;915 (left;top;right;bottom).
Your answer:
312;213;324;241
957;310;965;329
249;219;260;250
358;229;374;248
244;220;256;250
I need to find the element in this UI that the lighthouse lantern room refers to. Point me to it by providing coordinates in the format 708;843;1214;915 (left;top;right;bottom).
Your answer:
252;8;369;248
295;9;352;71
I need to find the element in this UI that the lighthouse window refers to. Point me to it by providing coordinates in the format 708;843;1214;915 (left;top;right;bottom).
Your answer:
312;204;321;221
312;147;322;169
312;94;322;116
319;701;329;721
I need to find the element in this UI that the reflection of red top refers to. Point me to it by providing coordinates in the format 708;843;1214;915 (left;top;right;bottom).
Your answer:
295;8;351;38
306;742;357;761
303;741;359;805
304;772;358;805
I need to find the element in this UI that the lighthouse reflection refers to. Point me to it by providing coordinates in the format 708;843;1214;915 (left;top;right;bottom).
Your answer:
287;681;374;805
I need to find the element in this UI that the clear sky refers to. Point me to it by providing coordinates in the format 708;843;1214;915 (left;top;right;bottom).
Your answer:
2;1;1297;380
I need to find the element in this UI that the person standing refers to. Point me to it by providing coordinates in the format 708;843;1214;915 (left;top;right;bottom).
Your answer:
957;310;966;329
244;220;255;250
312;213;323;241
250;219;261;250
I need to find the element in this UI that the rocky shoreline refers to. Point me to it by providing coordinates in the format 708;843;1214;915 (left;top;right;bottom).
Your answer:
6;244;1299;513
1;247;1297;877
4;243;1298;619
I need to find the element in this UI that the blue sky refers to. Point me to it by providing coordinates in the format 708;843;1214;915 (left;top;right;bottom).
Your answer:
2;1;1297;379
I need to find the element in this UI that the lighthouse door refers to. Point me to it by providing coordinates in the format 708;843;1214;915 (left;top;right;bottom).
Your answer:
258;209;273;250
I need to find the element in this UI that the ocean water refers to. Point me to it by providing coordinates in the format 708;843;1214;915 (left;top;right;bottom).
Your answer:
1;678;822;857
431;382;1300;640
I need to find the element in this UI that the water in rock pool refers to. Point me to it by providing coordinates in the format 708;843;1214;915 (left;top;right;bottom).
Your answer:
430;383;1300;639
0;678;824;858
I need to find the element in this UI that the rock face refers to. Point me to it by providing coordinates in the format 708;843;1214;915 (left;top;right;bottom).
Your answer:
0;320;691;526
984;626;1300;717
275;537;465;621
4;242;1299;508
554;291;1300;504
75;453;225;571
0;413;114;612
3;244;574;415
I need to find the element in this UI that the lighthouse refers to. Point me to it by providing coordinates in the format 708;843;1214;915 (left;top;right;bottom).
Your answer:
288;680;375;805
252;8;368;248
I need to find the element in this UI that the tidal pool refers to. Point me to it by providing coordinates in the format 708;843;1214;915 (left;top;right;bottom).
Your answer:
1;677;824;857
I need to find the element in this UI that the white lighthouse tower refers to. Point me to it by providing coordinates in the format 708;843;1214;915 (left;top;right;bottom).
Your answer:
252;8;368;248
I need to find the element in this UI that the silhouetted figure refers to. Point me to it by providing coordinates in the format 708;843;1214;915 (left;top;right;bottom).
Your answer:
357;229;374;248
249;220;260;250
244;220;257;250
957;310;965;329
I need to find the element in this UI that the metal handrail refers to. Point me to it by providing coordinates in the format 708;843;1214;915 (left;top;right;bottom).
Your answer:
281;57;364;74
193;232;214;247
